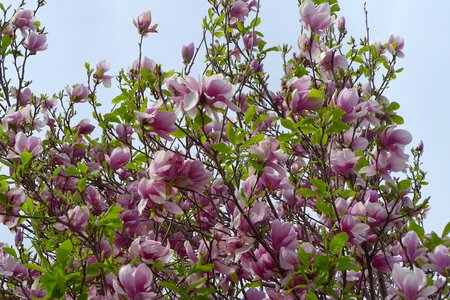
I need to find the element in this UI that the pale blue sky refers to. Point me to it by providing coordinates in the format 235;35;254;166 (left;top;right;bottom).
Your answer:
1;0;448;244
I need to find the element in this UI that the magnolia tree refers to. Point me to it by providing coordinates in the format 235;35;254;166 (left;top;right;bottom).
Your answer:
0;0;448;299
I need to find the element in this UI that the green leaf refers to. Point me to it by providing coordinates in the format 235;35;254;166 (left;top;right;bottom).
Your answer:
241;134;264;149
211;142;232;154
111;94;127;104
103;113;121;123
307;89;324;99
20;151;33;164
409;220;425;240
398;179;411;190
78;178;87;192
226;122;236;145
64;167;80;176
280;118;295;130
24;263;46;273
56;240;73;265
335;256;361;271
316;199;333;216
442;221;450;238
244;105;256;125
1;35;12;51
298;188;318;198
2;247;17;258
330;232;348;255
391;114;404;125
171;128;187;139
307;291;318;300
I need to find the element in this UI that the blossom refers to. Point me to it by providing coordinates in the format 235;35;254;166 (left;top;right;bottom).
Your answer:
67;84;89;103
182;42;195;64
330;148;360;176
25;32;47;52
106;147;131;170
178;160;212;192
340;215;371;245
298;33;321;62
113;264;156;300
299;0;334;34
166;74;239;118
12;10;35;32
401;231;427;262
392;264;436;300
133;11;158;36
336;88;359;113
387;34;405;58
75;119;95;135
230;1;250;23
136;103;176;140
271;220;298;251
372;251;401;273
13;132;43;158
129;237;173;264
243;32;260;50
149;151;184;181
288;75;324;112
95;59;113;88
55;206;89;232
426;245;450;276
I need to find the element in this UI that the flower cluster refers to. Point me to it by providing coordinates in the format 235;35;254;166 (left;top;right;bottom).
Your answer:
0;1;447;299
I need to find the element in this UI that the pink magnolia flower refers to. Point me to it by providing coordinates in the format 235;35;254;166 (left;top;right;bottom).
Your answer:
299;0;334;34
271;220;298;251
288;75;323;112
116;124;133;141
298;33;321;62
182;42;195;64
248;138;287;170
319;50;348;81
167;74;239;118
2;106;31;130
55;205;89;232
381;126;412;155
129;237;173;264
12;10;35;32
75;119;95;135
113;264;156;300
13;131;43;158
243;32;260;50
330;148;360;176
201;74;239;112
133;11;158;36
67;84;89;103
84;186;107;215
426;245;450;276
106;147;131;170
392;264;436;300
178;160;212;192
336;88;359;113
95;59;113;88
252;246;276;280
340;215;371;246
25;32;47;52
387;34;405;58
401;231;427;262
372;251;402;273
337;16;346;32
137;178;182;215
149;150;184;181
136;103;176;140
230;1;250;23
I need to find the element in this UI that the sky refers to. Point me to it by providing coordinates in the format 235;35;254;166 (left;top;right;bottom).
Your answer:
1;0;449;244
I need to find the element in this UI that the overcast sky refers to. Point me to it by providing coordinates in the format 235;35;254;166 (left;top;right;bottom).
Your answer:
1;0;448;244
